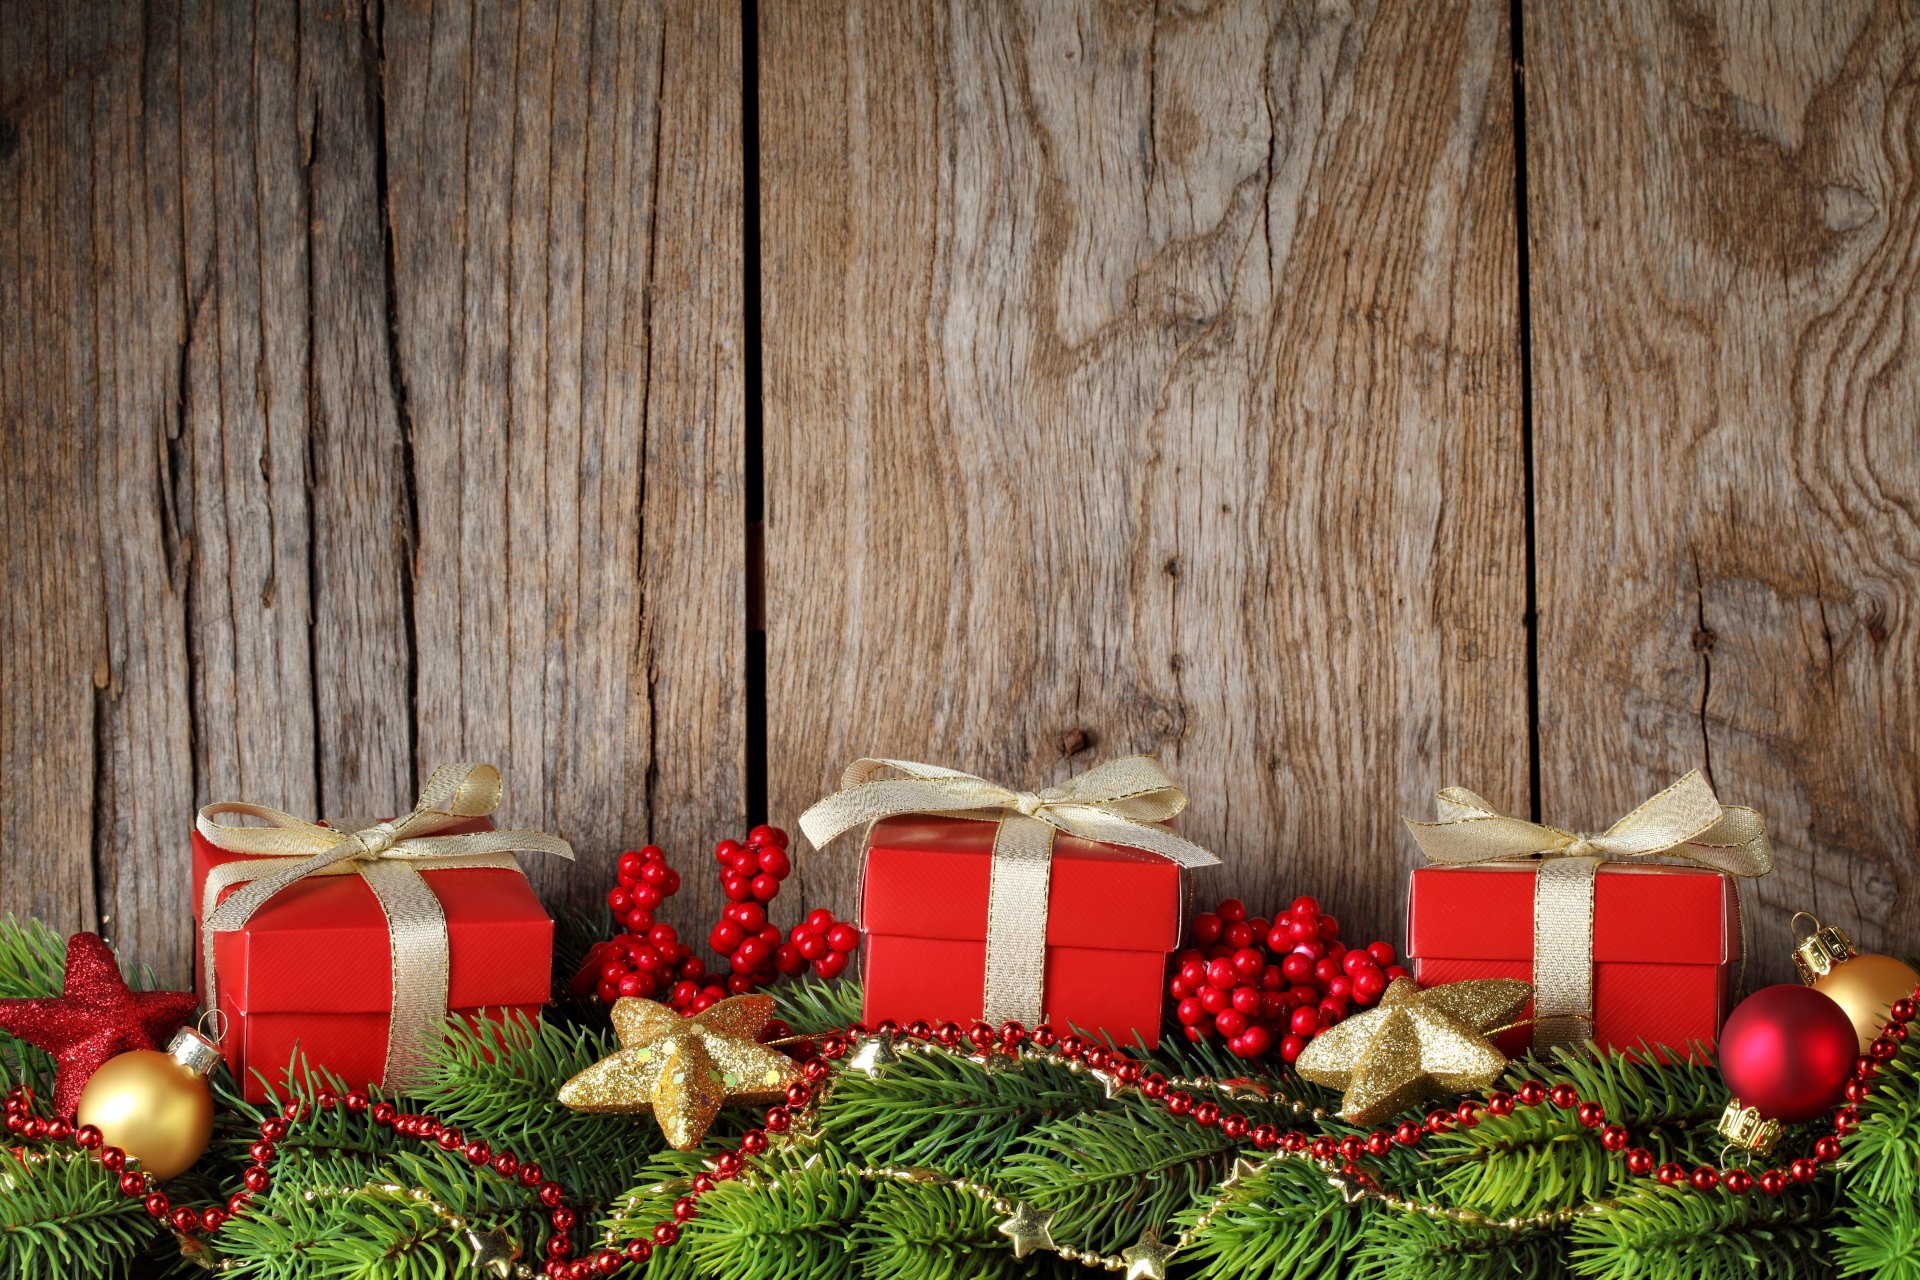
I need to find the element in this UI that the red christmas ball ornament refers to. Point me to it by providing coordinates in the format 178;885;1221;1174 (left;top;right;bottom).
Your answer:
1717;984;1857;1153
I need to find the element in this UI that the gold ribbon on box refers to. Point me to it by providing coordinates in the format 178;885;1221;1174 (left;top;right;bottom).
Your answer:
1404;771;1771;1051
197;763;574;1090
798;756;1221;1029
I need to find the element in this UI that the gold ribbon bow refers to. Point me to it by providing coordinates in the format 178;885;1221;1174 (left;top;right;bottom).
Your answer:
1404;770;1771;1050
197;763;574;1089
799;756;1220;1028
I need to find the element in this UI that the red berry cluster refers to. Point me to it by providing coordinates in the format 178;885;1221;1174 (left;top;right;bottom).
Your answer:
1167;896;1409;1062
781;910;861;981
576;846;713;1011
577;825;860;1016
705;825;797;992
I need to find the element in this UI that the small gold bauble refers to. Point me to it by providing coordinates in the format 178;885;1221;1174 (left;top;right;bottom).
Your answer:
1813;951;1920;1054
75;1031;217;1180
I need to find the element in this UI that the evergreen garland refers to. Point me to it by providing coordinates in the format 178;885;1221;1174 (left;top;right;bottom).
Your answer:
0;915;1913;1280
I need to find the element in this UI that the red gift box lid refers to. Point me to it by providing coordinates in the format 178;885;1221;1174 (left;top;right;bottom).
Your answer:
861;814;1184;951
1407;862;1740;965
192;824;553;1014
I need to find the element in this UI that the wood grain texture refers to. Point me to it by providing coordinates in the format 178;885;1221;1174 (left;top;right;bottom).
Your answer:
382;0;745;922
0;0;743;980
760;0;1530;947
1527;0;1920;984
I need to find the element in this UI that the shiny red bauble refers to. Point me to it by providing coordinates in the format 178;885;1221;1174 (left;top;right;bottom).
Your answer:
1719;984;1858;1124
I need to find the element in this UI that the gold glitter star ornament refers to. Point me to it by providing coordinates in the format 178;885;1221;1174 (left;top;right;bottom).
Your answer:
558;994;801;1149
1294;977;1532;1126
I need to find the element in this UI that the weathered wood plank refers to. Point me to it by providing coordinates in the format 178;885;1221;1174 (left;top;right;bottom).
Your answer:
760;0;1530;946
385;0;746;923
0;0;743;978
1527;1;1920;983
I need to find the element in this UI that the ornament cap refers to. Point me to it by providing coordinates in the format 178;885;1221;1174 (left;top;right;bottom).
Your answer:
1717;1098;1782;1156
167;1027;223;1079
1792;912;1856;983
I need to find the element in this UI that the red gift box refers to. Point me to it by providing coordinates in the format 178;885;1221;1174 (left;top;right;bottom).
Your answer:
859;815;1184;1047
191;822;553;1102
1407;862;1740;1057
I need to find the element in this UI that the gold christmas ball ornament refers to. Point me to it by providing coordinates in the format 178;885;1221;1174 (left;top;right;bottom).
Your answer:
1794;912;1920;1054
75;1026;220;1180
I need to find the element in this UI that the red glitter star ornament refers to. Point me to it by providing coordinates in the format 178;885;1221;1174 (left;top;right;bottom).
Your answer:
0;932;199;1118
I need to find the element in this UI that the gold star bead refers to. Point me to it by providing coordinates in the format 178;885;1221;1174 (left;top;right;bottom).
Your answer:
1223;1156;1265;1188
558;994;801;1150
996;1202;1056;1258
845;1029;901;1078
1122;1230;1175;1280
463;1226;520;1278
1294;977;1532;1127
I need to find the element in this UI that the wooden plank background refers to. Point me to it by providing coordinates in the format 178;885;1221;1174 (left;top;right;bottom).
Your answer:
0;0;1914;991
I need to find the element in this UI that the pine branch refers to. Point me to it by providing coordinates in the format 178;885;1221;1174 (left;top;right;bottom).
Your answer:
1567;1182;1835;1280
409;1009;642;1203
0;1149;158;1280
822;1048;1098;1173
999;1098;1237;1248
851;1180;1038;1280
1346;1208;1565;1280
1168;1155;1354;1280
770;975;864;1035
1420;1048;1726;1216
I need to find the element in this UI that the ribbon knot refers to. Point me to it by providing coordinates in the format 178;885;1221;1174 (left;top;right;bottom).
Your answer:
349;821;400;859
1405;770;1771;1050
800;756;1219;1027
196;763;573;1089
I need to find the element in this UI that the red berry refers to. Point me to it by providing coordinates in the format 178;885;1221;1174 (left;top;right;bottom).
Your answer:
748;824;787;848
1317;914;1339;940
814;950;851;979
1385;965;1411;982
618;851;645;879
630;884;663;909
1326;975;1352;1000
710;922;744;953
1179;957;1208;987
1207;958;1239;989
734;902;768;933
1342;950;1374;977
1258;991;1289;1020
775;944;805;975
1291;895;1320;919
1214;1009;1248;1037
1265;926;1290;952
1230;986;1261;1015
1176;998;1206;1026
826;924;861;953
1280;1034;1307;1064
1231;948;1264;981
796;933;829;961
1314;957;1341;984
1367;941;1396;967
758;848;792;879
623;908;654;933
750;874;780;901
1289;1005;1319;1037
1193;913;1223;945
715;839;744;862
1216;898;1246;924
1238;1025;1273;1058
1292;938;1326;961
1288;918;1317;944
1281;953;1315;984
1223;922;1256;950
1352;969;1387;1002
608;887;631;913
805;908;835;933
